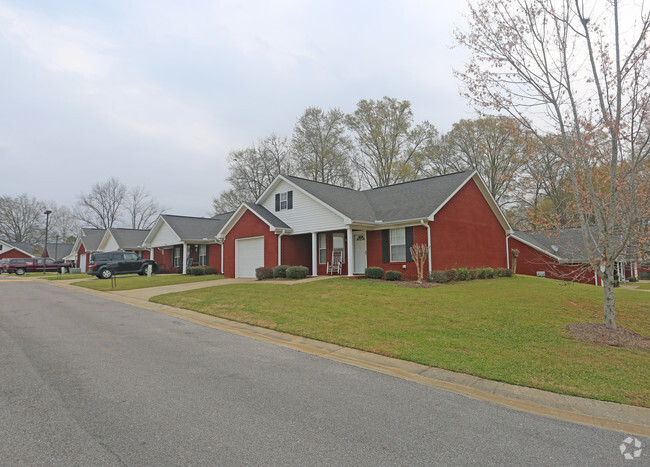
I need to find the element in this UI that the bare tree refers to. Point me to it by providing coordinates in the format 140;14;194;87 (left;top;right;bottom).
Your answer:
291;107;354;187
0;194;46;244
457;0;650;329
212;133;292;213
49;204;82;243
346;97;439;187
430;116;528;206
125;185;165;230
76;177;127;229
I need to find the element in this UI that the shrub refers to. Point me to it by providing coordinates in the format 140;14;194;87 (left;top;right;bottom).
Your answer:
286;265;309;279
495;268;513;277
445;269;458;282
255;267;274;280
365;267;384;279
455;268;470;281
203;266;218;275
428;270;448;283
476;267;494;279
468;269;479;280
187;267;205;276
627;276;638;282
273;264;289;278
385;270;402;281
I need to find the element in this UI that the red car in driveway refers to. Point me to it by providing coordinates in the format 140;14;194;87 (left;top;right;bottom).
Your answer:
5;258;72;275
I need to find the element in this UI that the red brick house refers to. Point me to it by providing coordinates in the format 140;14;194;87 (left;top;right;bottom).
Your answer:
509;229;641;285
0;240;34;260
70;228;106;272
217;171;512;279
142;213;233;274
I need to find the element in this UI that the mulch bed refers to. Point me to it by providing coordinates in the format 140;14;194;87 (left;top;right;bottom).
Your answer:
566;322;650;351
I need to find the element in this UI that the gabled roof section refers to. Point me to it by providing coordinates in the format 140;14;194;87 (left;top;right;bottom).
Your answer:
47;243;74;259
107;228;150;249
217;203;292;239
511;228;611;263
80;228;106;251
0;240;34;257
160;213;233;242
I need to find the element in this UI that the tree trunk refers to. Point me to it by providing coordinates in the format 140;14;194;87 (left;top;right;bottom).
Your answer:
602;266;617;330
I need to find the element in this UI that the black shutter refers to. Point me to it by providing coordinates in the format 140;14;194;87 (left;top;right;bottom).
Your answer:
205;244;209;265
405;227;413;262
275;194;280;211
287;191;293;209
381;230;390;263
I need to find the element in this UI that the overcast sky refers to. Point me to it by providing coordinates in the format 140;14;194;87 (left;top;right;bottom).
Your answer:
0;0;474;218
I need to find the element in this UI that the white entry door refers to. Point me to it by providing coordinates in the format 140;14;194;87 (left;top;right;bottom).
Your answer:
236;237;264;278
80;253;87;272
353;231;367;274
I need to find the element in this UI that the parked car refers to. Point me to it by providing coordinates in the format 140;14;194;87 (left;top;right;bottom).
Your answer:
87;251;158;279
5;257;72;275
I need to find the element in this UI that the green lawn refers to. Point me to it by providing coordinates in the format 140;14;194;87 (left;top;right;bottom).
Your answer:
630;282;650;290
74;274;224;291
151;275;650;406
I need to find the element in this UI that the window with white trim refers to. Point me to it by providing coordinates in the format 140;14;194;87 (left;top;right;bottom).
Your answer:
173;246;182;267
280;192;288;210
318;233;327;264
332;233;345;263
199;244;207;266
390;228;406;262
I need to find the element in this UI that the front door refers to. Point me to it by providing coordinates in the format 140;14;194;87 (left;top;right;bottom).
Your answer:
353;231;367;274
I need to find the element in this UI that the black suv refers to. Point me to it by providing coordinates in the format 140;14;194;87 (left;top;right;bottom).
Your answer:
88;251;158;279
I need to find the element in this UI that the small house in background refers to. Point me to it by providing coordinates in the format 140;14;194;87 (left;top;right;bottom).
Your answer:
508;228;641;285
70;228;106;272
97;228;152;259
143;213;233;274
217;170;512;279
44;243;74;263
0;240;34;260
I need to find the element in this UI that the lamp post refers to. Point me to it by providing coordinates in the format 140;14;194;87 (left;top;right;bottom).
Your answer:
43;210;52;274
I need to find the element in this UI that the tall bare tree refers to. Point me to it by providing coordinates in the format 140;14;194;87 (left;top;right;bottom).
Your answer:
212;133;292;213
125;185;165;230
291;107;354;187
430;117;528;206
346;97;439;187
0;194;46;244
76;177;127;229
457;0;650;329
49;204;82;243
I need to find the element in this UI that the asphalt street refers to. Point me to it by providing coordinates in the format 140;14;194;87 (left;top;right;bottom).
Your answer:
0;278;646;465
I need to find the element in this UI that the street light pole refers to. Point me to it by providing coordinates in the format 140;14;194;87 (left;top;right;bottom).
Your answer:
43;210;52;274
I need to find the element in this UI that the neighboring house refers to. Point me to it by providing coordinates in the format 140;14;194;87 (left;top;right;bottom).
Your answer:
217;171;512;279
142;213;233;274
70;228;106;272
509;229;641;285
97;228;152;259
44;243;74;263
0;240;34;259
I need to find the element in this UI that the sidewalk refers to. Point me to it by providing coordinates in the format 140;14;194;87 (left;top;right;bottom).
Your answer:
46;276;650;437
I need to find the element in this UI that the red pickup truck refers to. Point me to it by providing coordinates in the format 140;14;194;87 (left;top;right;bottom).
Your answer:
4;257;72;275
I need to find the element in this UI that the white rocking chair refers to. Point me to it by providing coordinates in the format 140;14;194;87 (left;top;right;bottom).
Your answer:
327;250;343;275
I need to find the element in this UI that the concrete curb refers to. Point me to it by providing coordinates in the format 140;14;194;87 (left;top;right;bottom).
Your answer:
46;277;650;437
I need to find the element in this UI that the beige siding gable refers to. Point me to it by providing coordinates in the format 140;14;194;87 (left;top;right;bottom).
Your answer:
103;235;120;251
261;180;346;234
148;221;181;247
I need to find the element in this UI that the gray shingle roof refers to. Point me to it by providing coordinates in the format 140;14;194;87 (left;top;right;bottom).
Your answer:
162;213;233;241
8;241;33;255
284;170;475;223
48;243;74;259
512;228;612;262
244;203;291;230
108;228;150;249
81;228;106;251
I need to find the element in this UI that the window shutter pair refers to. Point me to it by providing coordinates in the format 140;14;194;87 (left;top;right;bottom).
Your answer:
274;191;293;211
381;227;414;263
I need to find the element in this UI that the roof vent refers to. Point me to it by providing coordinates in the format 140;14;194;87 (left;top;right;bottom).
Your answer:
551;244;559;252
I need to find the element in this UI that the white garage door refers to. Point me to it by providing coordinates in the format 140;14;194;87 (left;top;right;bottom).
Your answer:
236;237;264;278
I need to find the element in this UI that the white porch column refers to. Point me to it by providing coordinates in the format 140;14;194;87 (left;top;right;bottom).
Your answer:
506;236;510;269
311;232;318;276
634;261;639;279
150;248;154;261
347;228;354;277
182;243;188;274
594;271;598;286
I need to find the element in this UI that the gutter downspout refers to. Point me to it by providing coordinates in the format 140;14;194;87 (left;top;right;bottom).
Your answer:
421;219;432;275
217;238;224;275
506;234;510;269
278;230;286;266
